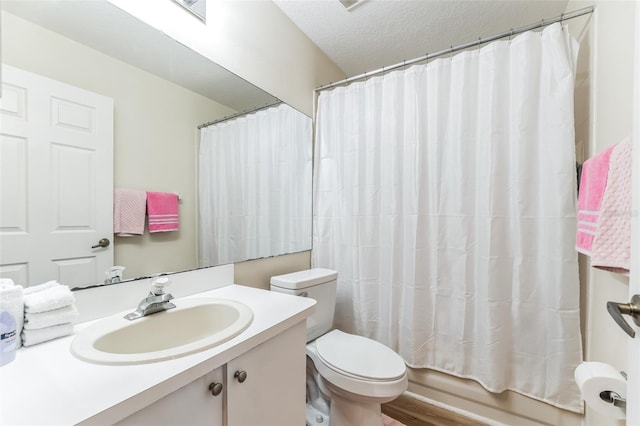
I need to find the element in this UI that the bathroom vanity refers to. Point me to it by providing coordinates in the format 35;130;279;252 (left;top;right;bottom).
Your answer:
117;321;305;426
0;284;315;425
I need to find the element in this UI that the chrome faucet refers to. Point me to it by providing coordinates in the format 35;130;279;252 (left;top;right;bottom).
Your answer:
104;266;126;285
124;276;176;320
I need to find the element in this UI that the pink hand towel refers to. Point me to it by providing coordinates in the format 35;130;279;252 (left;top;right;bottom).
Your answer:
591;136;633;275
113;188;147;236
575;145;615;255
147;192;180;233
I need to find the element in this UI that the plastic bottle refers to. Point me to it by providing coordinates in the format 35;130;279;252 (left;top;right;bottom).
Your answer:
0;310;17;366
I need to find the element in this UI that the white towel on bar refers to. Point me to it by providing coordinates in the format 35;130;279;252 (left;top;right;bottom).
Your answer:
23;284;75;314
24;305;79;330
21;323;74;347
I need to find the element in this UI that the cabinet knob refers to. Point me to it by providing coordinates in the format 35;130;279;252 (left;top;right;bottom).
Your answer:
234;370;247;383
208;382;223;396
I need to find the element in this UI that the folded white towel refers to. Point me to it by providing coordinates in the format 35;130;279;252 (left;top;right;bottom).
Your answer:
0;278;17;288
21;323;74;347
23;284;75;314
23;280;59;295
24;305;79;330
0;280;24;349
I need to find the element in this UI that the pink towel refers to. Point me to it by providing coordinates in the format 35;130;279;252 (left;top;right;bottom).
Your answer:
591;136;633;275
576;145;615;255
146;192;179;233
113;189;147;236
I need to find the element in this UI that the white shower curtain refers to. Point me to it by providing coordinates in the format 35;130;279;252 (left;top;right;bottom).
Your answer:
199;103;312;266
313;24;583;412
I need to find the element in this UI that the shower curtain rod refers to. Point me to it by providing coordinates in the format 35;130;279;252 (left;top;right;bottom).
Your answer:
198;100;283;129
315;5;594;92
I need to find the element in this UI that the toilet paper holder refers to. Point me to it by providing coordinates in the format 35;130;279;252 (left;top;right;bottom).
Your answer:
599;370;627;410
600;390;626;409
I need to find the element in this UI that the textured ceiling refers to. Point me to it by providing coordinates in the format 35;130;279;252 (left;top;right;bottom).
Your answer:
274;0;570;77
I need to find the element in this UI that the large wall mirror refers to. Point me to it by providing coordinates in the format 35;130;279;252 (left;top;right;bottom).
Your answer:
0;0;312;289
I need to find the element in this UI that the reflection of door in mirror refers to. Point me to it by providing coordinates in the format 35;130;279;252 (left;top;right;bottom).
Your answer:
0;65;114;288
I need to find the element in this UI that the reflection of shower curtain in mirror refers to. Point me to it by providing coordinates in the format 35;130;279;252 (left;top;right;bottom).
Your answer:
313;24;583;412
199;103;312;266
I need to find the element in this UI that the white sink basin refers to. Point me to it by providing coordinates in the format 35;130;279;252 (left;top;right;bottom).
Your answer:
71;298;253;365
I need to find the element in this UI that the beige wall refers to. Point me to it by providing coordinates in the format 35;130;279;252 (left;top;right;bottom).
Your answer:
566;1;636;425
234;251;311;290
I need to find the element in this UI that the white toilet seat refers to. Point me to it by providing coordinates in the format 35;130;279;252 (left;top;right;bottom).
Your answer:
315;330;406;381
307;330;408;399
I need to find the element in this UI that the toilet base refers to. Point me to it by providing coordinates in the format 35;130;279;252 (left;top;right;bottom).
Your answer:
306;402;329;426
305;396;384;426
329;397;382;426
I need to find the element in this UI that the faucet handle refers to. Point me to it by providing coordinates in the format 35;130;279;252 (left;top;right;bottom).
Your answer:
105;266;126;284
151;276;171;295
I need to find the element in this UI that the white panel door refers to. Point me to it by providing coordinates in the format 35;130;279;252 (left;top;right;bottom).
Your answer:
0;65;113;288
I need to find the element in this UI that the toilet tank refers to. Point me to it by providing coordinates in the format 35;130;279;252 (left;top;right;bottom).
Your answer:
270;268;338;342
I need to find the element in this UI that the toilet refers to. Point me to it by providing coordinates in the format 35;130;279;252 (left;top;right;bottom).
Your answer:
270;268;407;426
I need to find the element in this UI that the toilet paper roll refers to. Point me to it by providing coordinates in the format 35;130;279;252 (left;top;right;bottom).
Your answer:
574;362;626;420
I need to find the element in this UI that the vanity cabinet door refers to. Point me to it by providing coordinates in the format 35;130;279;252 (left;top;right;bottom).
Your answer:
116;367;224;426
226;321;306;426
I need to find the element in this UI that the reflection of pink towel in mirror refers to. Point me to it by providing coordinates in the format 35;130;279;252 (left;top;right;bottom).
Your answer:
113;188;147;236
146;192;180;233
575;145;615;255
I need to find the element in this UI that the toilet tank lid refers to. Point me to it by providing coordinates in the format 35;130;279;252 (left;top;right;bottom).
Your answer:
270;268;338;290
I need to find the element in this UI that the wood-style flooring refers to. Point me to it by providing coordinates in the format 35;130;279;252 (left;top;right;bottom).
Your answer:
382;394;488;426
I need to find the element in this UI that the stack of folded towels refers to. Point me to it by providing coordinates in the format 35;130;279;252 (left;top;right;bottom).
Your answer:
22;281;78;347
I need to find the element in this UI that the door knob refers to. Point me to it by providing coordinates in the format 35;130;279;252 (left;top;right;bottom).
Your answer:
606;294;640;338
234;370;247;383
91;238;110;249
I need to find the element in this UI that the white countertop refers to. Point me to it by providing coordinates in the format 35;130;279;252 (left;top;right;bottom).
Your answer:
0;284;315;425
